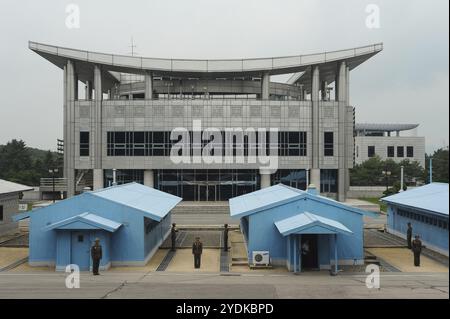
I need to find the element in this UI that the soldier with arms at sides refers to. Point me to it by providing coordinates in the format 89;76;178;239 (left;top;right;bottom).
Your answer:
192;237;203;269
91;238;102;275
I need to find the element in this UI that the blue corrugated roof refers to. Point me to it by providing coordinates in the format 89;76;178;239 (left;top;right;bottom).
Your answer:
44;212;122;232
275;212;353;236
90;182;182;221
229;184;372;219
381;183;449;216
229;184;305;218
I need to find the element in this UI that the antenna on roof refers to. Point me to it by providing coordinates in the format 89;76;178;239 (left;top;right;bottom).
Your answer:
129;37;138;56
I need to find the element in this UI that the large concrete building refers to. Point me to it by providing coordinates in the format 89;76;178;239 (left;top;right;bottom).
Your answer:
354;123;425;167
29;41;383;201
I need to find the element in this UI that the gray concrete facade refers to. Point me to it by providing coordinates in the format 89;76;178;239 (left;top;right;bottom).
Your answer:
354;124;425;167
30;41;383;201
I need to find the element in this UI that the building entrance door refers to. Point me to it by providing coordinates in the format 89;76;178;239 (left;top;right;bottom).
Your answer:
198;185;207;201
300;234;318;269
197;184;218;201
71;231;91;270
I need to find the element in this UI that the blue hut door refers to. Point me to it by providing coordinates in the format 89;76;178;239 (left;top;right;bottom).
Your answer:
71;231;91;270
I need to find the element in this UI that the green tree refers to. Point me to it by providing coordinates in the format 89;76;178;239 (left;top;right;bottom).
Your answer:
0;139;60;186
350;156;424;187
424;148;449;183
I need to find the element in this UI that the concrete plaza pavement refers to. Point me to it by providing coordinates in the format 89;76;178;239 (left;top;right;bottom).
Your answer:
366;248;449;273
0;270;447;299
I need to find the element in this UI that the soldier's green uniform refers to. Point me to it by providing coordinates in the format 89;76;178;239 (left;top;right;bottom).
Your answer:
411;236;422;267
91;239;102;275
406;223;412;249
192;237;203;269
171;223;178;252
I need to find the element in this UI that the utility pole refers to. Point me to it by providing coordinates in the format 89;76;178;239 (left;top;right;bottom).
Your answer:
129;37;138;56
400;165;404;192
429;157;433;183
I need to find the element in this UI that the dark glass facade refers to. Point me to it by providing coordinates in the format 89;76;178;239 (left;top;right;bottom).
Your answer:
103;169;144;187
271;169;308;190
80;132;90;156
320;169;338;193
155;169;260;201
106;131;306;157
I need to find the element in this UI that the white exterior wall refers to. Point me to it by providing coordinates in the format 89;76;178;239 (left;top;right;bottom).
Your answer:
354;136;425;167
0;193;20;234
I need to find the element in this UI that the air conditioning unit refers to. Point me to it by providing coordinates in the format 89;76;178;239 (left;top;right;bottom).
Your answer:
252;251;270;266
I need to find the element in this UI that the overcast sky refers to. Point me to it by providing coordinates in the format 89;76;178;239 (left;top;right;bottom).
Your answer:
0;0;448;153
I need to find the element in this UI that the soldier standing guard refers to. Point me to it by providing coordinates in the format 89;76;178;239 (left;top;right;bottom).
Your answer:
411;235;422;267
192;237;203;269
91;238;103;275
223;224;229;252
406;222;413;249
171;223;178;252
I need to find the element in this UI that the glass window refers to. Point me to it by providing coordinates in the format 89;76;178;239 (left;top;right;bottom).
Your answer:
0;205;3;221
324;132;334;156
79;131;89;156
387;146;394;157
368;146;375;158
397;146;404;157
407;146;414;158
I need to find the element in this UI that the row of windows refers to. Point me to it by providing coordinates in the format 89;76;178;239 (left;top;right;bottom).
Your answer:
80;131;335;158
368;146;414;158
105;131;308;157
398;208;448;230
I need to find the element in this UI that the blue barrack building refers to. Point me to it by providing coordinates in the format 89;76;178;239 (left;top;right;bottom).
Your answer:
382;183;449;256
229;184;376;273
13;183;182;271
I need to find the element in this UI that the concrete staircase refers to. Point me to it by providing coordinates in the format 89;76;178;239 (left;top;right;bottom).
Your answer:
171;201;230;215
230;230;249;267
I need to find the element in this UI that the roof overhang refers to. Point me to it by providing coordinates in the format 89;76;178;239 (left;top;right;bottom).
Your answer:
43;212;122;232
29;41;383;81
275;212;353;237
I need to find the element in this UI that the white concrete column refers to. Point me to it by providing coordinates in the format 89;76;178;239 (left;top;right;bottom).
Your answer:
94;65;102;169
144;71;153;100
65;60;76;197
93;169;104;190
336;61;347;202
311;65;320;173
260;169;271;188
310;169;320;192
261;72;270;100
144;170;154;188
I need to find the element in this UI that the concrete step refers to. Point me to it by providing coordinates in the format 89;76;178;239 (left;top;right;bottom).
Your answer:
172;203;230;215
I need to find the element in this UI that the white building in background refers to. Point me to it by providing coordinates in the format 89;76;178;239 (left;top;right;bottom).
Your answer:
0;179;33;234
354;123;425;167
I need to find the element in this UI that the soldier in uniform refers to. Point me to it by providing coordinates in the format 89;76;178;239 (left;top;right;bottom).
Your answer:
223;224;229;252
171;223;178;252
406;222;413;249
192;237;203;269
91;238;102;275
411;235;422;267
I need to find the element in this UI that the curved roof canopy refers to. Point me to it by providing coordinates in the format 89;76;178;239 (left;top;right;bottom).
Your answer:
355;123;419;132
29;41;383;86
